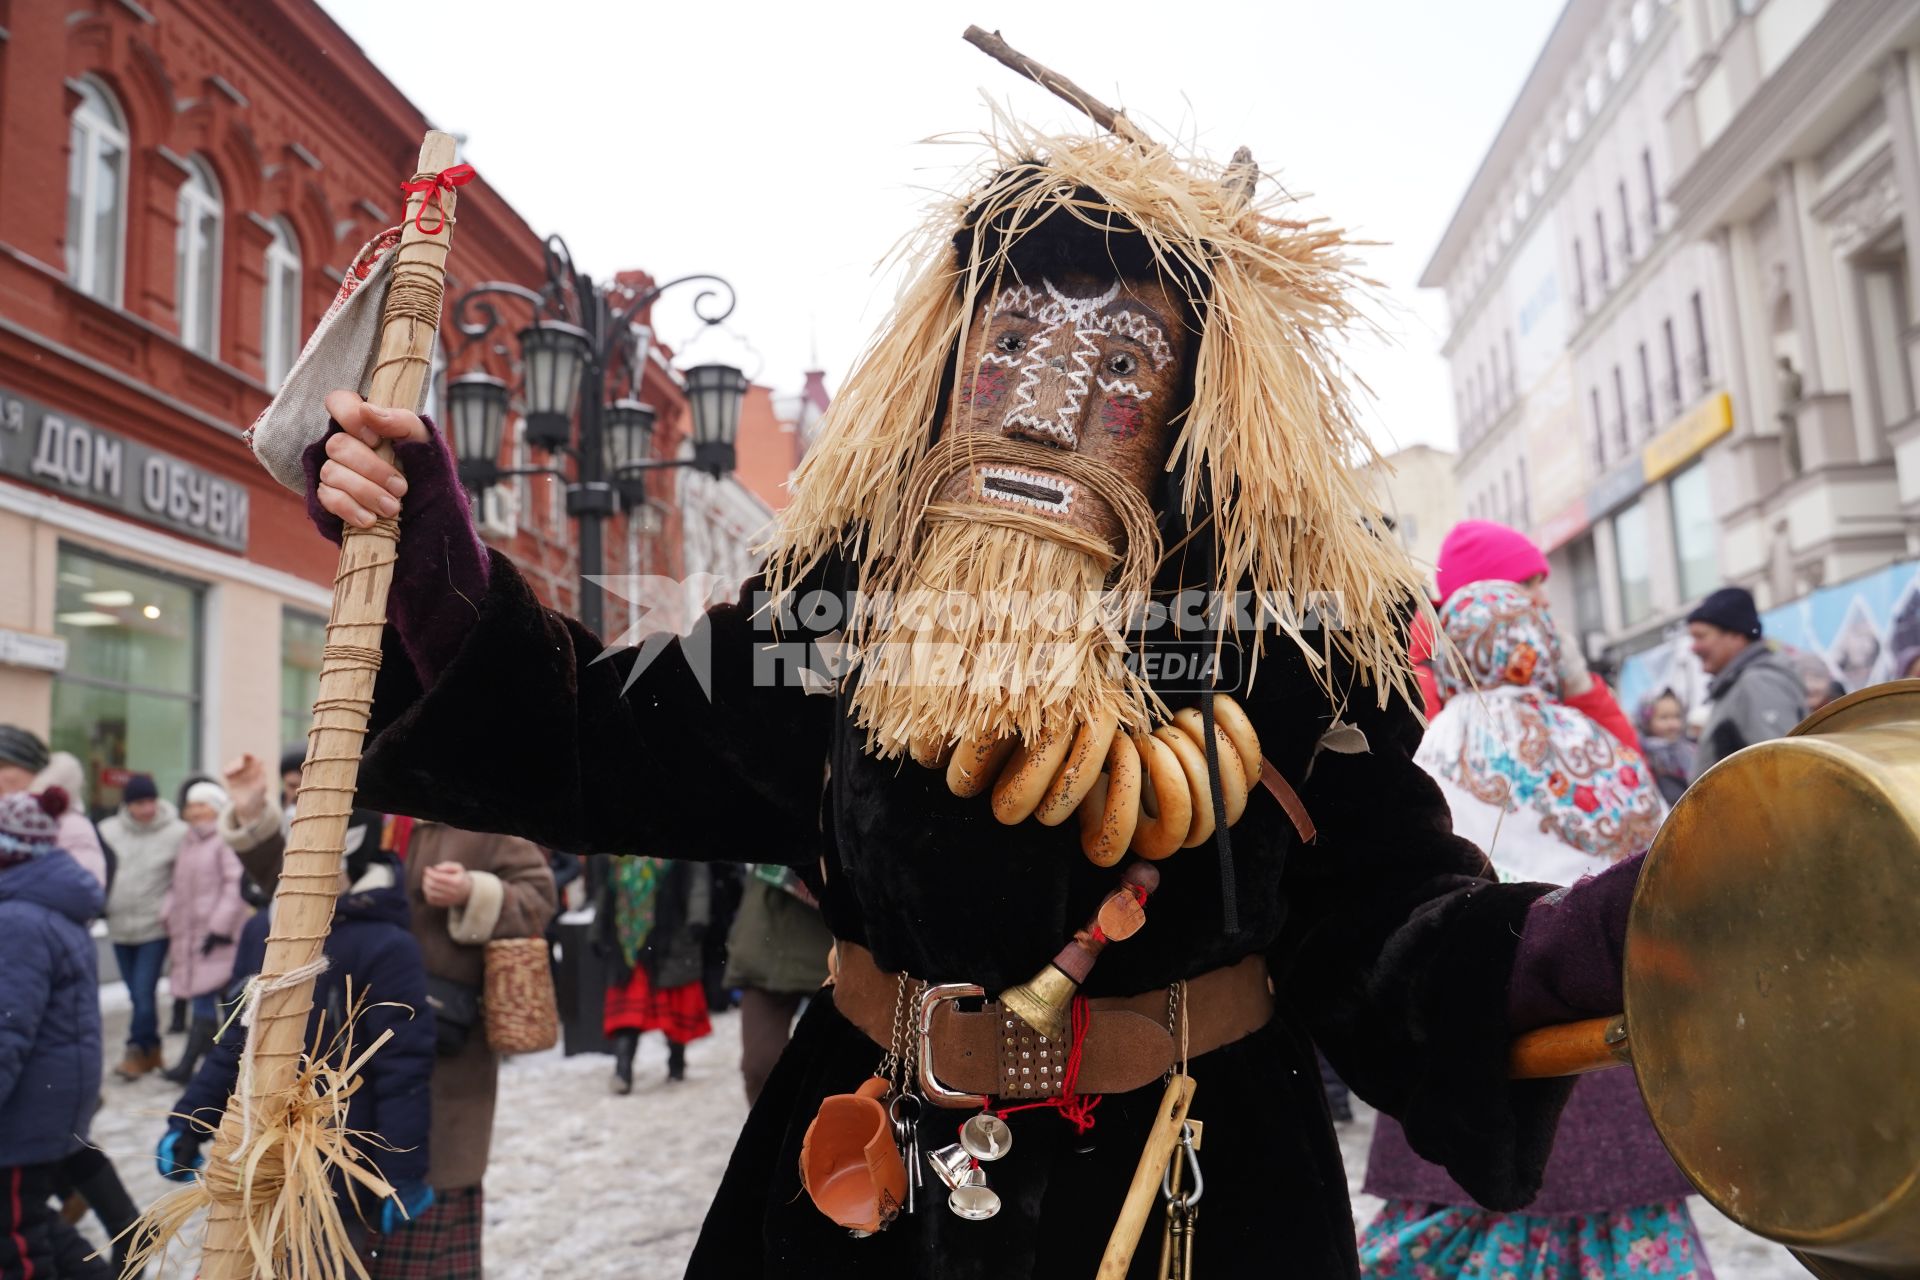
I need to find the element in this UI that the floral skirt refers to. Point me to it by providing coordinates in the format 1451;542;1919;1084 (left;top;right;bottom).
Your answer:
1359;1199;1713;1279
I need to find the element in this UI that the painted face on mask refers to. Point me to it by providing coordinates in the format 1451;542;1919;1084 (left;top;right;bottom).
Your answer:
935;270;1190;547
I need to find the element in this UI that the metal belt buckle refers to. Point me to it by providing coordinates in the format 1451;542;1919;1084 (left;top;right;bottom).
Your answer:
917;982;987;1108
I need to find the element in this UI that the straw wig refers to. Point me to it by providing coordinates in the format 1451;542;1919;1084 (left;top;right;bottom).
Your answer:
765;109;1430;710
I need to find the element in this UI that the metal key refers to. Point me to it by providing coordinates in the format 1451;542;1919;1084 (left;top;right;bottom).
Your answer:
890;1092;924;1216
1157;1120;1204;1280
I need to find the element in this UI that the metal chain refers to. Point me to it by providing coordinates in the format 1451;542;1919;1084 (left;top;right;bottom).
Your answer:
1165;982;1181;1082
877;973;925;1096
877;973;907;1086
899;978;924;1094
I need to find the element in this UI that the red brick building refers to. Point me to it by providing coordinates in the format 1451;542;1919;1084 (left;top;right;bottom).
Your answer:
0;0;672;808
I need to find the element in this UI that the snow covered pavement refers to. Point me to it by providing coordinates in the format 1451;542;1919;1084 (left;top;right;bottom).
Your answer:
83;999;1803;1277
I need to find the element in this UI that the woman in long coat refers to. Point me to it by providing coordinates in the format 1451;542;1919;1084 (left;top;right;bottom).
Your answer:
1361;581;1704;1278
595;856;713;1089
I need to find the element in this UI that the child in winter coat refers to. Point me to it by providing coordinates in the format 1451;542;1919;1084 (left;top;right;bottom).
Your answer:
159;810;436;1264
1636;688;1697;806
160;781;251;1084
0;788;112;1280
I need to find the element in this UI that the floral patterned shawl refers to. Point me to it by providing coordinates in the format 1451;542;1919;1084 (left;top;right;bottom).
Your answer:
613;856;665;969
1415;581;1664;885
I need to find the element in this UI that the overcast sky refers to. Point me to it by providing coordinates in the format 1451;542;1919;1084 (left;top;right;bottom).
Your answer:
318;0;1561;457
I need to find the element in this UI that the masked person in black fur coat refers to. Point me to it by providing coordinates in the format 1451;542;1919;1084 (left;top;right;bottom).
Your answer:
264;115;1646;1280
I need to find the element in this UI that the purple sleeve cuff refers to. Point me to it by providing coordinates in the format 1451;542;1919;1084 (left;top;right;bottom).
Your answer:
302;415;492;686
1506;850;1643;1032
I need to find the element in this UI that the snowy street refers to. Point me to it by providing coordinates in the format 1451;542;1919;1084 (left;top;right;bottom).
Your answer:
82;993;1801;1278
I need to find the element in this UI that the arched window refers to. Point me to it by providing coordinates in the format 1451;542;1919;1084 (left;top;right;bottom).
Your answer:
175;157;222;356
261;218;303;389
65;79;128;303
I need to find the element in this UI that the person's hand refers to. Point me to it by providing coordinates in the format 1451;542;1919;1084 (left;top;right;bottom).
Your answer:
421;862;473;908
1552;619;1595;697
315;389;426;530
156;1129;204;1181
201;932;233;957
223;753;270;823
380;1180;437;1233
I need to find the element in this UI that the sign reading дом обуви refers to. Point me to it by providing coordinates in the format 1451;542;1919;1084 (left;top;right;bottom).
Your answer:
0;387;248;552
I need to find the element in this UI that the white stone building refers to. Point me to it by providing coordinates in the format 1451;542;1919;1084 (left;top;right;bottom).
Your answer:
1424;0;1735;661
1424;0;1920;665
1664;0;1920;612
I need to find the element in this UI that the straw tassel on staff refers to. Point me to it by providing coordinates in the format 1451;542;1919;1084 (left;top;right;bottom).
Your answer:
127;130;465;1280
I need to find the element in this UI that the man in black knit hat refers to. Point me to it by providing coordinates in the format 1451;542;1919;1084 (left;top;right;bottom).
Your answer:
1686;586;1808;772
0;725;51;796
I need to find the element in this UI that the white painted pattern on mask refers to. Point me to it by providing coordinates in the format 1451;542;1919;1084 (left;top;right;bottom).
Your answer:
1001;279;1121;447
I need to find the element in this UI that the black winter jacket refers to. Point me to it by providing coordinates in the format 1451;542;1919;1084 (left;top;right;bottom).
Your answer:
172;865;434;1212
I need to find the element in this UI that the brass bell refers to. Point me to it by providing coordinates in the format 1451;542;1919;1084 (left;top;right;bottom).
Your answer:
999;862;1163;1042
998;962;1076;1043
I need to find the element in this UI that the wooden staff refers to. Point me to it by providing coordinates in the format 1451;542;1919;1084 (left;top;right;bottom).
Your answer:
962;25;1150;145
961;25;1259;205
1097;1072;1197;1278
199;129;462;1280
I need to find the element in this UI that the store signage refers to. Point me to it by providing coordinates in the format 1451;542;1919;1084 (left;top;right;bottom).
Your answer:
1587;455;1646;518
0;627;67;672
0;388;249;552
1534;498;1590;555
1642;392;1734;483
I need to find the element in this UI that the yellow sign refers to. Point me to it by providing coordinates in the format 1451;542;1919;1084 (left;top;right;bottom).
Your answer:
1642;392;1733;482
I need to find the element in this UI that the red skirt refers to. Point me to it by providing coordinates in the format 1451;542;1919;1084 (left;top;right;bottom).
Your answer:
603;963;712;1044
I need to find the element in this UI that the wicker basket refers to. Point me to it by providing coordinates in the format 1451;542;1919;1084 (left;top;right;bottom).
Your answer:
483;937;559;1055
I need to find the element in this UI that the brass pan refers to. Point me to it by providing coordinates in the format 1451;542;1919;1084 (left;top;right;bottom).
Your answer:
1512;680;1920;1278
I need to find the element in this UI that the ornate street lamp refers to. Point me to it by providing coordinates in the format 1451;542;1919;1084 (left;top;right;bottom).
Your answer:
443;234;745;638
445;372;510;491
517;320;590;450
683;363;749;476
604;398;657;507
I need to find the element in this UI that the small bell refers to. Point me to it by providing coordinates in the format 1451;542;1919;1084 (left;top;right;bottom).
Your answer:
960;1113;1013;1162
949;1182;1002;1221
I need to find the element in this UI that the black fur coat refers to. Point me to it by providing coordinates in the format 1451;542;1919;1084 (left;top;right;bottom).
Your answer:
356;550;1572;1278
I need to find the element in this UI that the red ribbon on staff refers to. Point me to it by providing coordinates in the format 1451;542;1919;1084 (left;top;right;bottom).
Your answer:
400;163;476;235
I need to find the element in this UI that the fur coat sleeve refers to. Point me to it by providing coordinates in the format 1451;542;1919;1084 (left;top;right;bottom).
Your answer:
358;551;834;860
1247;661;1574;1212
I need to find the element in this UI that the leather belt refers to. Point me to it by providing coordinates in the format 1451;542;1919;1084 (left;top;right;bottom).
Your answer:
830;941;1274;1108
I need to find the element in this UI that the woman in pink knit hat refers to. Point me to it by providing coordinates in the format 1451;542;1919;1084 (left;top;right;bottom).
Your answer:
1424;521;1641;753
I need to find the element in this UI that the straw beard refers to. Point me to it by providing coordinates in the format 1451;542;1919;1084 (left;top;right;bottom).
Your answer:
847;432;1167;760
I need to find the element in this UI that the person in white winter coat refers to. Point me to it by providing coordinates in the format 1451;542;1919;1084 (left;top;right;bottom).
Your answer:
99;773;187;1079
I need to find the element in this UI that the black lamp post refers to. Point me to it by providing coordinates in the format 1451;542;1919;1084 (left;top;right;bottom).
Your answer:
445;235;744;639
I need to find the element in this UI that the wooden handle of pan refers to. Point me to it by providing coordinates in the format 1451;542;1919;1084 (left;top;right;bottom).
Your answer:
1509;1014;1632;1079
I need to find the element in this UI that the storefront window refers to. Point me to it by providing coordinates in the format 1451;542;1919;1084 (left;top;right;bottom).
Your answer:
1566;535;1605;647
49;546;202;814
281;608;326;750
1669;461;1718;603
1613;500;1652;626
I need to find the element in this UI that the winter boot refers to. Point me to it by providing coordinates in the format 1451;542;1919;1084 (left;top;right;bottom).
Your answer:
667;1039;687;1083
168;998;189;1035
611;1030;638;1095
162;1019;217;1085
114;1043;157;1081
62;1147;141;1274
